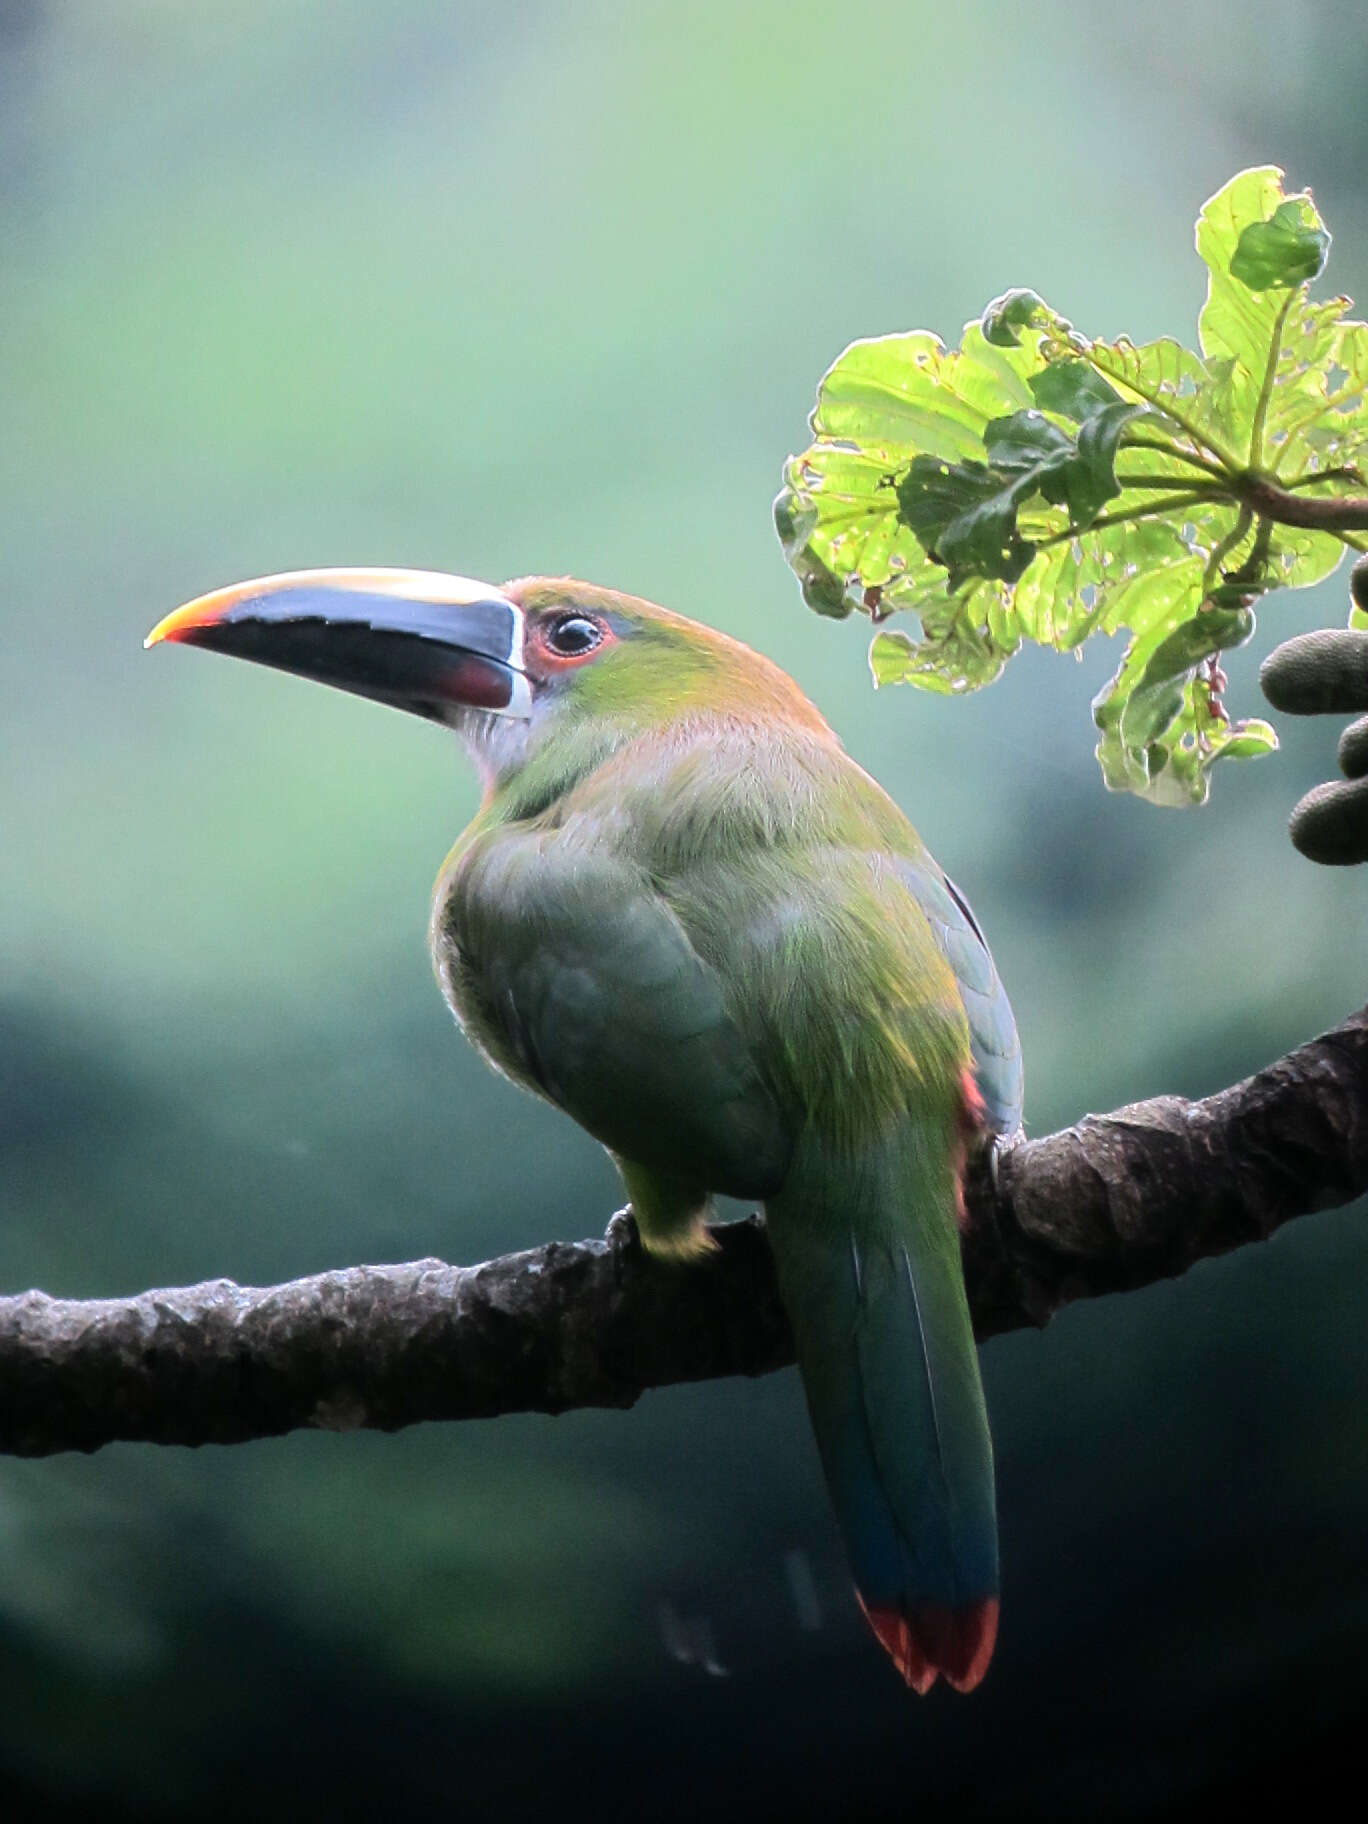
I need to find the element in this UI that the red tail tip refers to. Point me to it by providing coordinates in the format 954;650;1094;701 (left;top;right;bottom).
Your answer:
858;1595;999;1695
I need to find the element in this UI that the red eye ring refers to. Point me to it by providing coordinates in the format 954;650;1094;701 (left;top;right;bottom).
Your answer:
544;614;603;658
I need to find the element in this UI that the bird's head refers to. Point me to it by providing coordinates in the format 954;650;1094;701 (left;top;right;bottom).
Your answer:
146;567;827;796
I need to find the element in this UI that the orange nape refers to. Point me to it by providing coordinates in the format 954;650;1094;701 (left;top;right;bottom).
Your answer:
857;1594;1000;1695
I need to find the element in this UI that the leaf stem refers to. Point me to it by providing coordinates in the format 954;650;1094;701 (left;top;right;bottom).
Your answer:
1281;465;1366;491
1112;473;1232;493
1120;435;1231;481
1200;504;1254;598
1072;343;1244;473
1033;492;1214;551
1249;292;1295;469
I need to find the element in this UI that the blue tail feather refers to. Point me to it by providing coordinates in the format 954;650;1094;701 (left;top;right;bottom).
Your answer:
766;1122;998;1688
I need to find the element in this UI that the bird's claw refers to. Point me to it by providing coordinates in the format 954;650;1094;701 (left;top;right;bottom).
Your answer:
987;1129;1023;1194
605;1207;640;1252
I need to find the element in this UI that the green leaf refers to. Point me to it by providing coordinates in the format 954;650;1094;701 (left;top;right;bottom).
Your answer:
773;322;1047;624
1220;719;1280;761
981;289;1052;348
869;607;1017;694
1118;606;1253;750
894;450;1038;586
1028;360;1122;419
1194;169;1348;469
777;166;1368;805
1073;402;1145;519
1230;198;1331;290
1094;607;1273;809
891;404;1141;589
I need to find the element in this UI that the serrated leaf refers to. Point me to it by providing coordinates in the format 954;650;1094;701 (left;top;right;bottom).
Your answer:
778;166;1368;806
773;322;1050;620
868;601;1018;694
1082;333;1238;459
1230;198;1330;290
1263;303;1368;480
1197;166;1289;432
1194;169;1344;466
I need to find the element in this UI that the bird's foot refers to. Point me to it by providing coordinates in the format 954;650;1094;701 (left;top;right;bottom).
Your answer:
604;1207;641;1252
987;1128;1024;1194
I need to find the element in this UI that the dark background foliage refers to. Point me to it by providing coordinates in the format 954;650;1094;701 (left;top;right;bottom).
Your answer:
3;3;1367;1816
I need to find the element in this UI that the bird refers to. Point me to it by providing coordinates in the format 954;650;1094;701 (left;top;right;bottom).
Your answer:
147;567;1024;1693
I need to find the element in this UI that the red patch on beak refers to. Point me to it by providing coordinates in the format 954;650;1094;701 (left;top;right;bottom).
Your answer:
440;653;521;712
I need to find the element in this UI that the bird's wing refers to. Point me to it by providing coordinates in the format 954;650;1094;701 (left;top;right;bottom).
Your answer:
440;829;792;1198
894;854;1023;1137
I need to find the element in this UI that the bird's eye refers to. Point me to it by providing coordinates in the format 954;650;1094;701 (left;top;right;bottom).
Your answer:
545;614;602;657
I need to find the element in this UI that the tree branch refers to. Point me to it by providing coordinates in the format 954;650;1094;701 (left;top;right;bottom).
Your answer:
1237;473;1368;532
4;1007;1366;1458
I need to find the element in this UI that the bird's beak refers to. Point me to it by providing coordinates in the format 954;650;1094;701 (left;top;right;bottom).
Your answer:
145;567;531;721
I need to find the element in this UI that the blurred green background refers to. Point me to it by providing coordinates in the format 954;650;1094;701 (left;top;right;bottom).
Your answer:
4;1;1367;1816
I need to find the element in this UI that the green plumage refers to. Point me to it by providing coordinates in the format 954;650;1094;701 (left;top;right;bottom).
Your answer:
431;585;1019;1690
433;692;972;1217
152;565;1021;1692
435;620;1006;1670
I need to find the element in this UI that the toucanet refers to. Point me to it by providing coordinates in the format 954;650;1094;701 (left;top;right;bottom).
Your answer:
147;568;1024;1692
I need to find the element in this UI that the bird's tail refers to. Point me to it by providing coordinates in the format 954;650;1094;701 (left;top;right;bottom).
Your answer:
765;1102;998;1693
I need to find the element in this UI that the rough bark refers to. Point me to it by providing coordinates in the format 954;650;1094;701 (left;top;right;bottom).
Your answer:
2;1007;1365;1458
